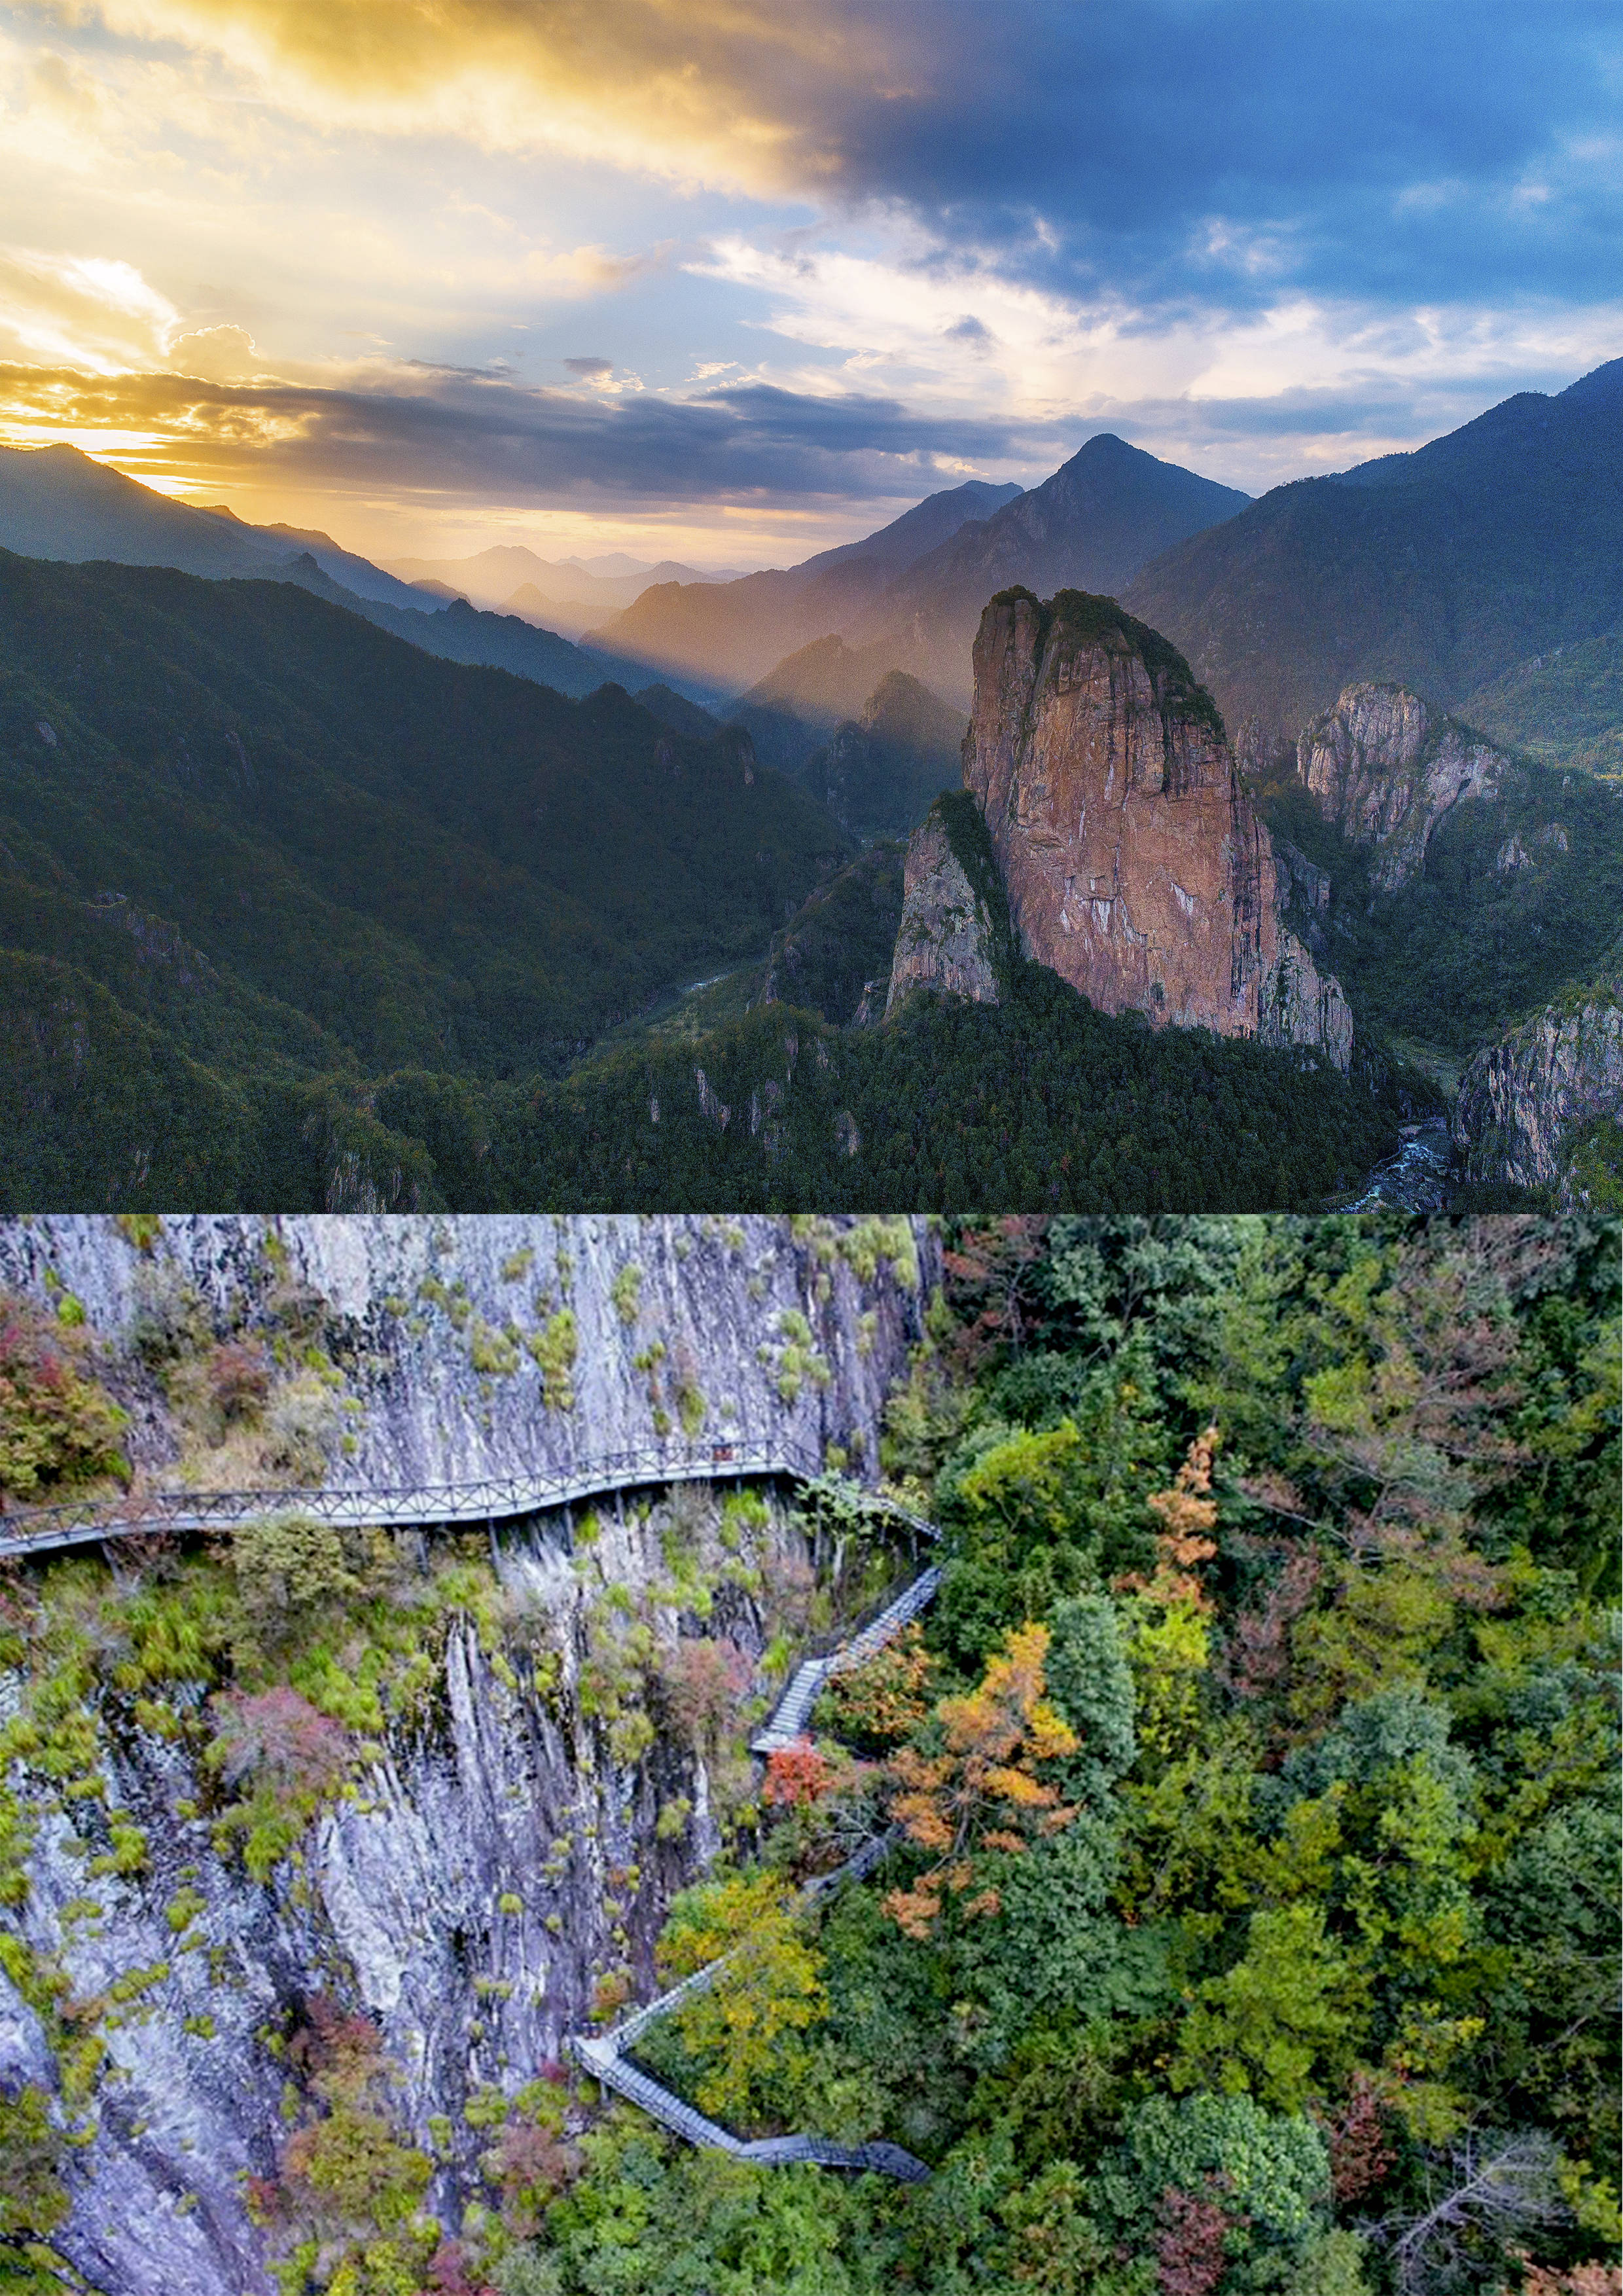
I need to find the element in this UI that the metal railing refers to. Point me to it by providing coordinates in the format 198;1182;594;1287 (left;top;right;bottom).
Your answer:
0;1439;844;1562
572;1539;945;2182
2;1418;946;2179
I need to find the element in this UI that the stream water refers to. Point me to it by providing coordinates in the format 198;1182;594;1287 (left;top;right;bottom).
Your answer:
1344;1115;1457;1211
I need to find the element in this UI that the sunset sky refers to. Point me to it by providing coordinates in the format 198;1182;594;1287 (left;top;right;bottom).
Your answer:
1;0;1618;567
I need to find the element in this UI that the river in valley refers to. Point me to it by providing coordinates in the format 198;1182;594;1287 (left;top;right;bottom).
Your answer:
1345;1115;1457;1211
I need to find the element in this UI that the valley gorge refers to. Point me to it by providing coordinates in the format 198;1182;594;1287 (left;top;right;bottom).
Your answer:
0;1215;935;2296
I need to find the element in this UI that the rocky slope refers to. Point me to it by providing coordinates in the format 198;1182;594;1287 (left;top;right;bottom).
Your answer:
1298;683;1508;888
918;588;1351;1065
1451;953;1623;1202
884;800;1005;1016
0;1215;933;2296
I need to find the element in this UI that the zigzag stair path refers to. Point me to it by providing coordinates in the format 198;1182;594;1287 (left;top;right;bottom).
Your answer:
574;1493;942;2182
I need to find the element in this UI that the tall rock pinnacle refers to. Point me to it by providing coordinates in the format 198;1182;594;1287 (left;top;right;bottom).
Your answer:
951;586;1352;1064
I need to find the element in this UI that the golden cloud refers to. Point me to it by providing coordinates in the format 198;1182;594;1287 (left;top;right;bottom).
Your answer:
80;0;910;193
0;247;181;373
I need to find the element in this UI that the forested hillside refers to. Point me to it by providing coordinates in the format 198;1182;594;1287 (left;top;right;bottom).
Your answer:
1256;744;1623;1056
1;1214;1614;2296
0;550;846;1088
1126;361;1623;744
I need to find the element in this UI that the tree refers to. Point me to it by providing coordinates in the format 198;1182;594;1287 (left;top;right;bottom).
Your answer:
659;1636;751;1755
1103;2092;1332;2257
825;1621;934;1750
762;1738;840;1808
1135;1427;1221;1611
0;2082;69;2259
0;1292;128;1503
883;1621;1079;1939
1376;2131;1570;2296
941;1218;1052;1370
656;1873;828;2123
1169;1901;1366;2113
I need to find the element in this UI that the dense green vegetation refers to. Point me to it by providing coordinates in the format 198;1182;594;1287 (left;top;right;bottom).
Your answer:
378;962;1399;1211
0;601;1411;1212
1258;754;1623;1059
0;549;847;1084
558;1215;1620;2296
753;843;904;1026
1462;634;1623;784
0;949;1401;1211
3;1214;1614;2296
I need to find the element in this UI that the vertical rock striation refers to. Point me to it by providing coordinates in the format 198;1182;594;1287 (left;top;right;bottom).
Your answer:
884;800;1003;1015
1298;682;1506;888
946;587;1351;1065
1451;953;1623;1202
0;1216;935;2296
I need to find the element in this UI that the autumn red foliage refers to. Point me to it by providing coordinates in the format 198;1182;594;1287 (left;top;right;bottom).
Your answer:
210;1686;353;1797
762;1737;840;1808
1154;2181;1230;2296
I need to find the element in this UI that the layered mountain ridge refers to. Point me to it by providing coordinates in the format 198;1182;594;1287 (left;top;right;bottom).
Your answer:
1125;357;1623;744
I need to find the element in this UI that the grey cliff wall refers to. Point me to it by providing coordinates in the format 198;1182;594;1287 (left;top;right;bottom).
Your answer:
0;1215;933;1494
1299;683;1506;889
1452;963;1623;1202
885;804;1002;1015
0;1215;935;2296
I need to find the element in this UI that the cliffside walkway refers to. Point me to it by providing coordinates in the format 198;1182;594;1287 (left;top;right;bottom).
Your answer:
570;1529;944;2185
0;1439;934;1564
3;1429;945;2179
751;1562;943;1754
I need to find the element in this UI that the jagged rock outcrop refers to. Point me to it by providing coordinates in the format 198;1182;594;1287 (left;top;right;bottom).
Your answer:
951;588;1352;1065
1452;956;1623;1203
0;1216;935;2296
885;800;1003;1015
1299;683;1507;888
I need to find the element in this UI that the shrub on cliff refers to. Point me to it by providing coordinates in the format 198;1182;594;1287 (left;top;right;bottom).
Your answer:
0;1292;128;1503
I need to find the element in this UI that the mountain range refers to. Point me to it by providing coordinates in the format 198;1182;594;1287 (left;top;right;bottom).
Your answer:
592;442;1245;708
0;547;852;1205
383;545;751;641
1124;357;1623;747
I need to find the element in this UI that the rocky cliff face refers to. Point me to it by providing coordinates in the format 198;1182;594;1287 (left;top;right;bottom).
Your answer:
0;1216;933;2296
884;800;1003;1016
949;588;1351;1065
0;1216;929;1492
1299;683;1506;888
1452;958;1623;1204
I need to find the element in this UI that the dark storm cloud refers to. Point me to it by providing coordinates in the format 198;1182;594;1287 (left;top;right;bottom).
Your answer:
818;0;1622;315
96;0;1623;324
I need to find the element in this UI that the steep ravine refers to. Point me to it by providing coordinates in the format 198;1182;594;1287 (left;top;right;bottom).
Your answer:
0;1215;935;2296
